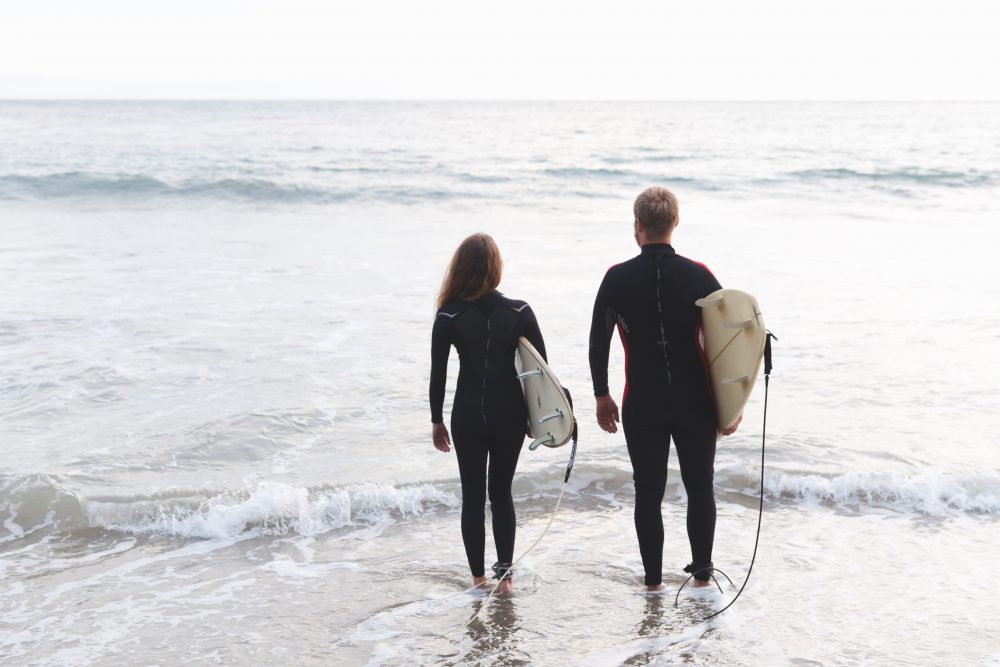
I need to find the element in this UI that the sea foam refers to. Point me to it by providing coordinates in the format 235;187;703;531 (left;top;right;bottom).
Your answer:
0;475;460;541
80;481;461;539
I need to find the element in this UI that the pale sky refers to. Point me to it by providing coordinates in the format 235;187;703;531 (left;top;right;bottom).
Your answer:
1;0;998;100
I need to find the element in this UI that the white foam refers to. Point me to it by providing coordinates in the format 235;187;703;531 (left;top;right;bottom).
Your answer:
81;481;460;539
260;553;367;579
758;469;1000;515
1;511;25;543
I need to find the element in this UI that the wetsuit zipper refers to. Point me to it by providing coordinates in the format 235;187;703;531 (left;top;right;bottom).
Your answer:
655;263;673;386
482;317;491;425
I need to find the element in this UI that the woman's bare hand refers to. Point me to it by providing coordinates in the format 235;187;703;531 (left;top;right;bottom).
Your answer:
432;422;452;452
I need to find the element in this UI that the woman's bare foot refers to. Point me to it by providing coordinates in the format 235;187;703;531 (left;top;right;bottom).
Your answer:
691;579;712;588
496;579;514;596
643;583;665;593
472;575;489;589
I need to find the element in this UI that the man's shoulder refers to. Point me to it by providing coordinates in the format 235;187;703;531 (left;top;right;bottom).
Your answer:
605;255;641;276
675;253;717;278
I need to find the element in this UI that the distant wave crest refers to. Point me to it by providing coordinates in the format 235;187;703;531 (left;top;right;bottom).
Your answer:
0;172;463;205
0;172;336;203
787;167;999;188
1;164;995;205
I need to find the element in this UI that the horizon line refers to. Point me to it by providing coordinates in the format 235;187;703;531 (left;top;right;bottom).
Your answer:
1;97;998;103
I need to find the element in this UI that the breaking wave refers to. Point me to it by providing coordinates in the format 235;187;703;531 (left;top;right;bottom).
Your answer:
717;465;1000;515
0;474;460;541
1;465;996;544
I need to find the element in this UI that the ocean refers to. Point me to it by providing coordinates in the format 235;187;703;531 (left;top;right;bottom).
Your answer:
1;101;998;665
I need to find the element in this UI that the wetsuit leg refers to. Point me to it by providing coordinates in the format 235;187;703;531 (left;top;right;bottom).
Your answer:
622;415;671;587
671;415;718;580
452;427;488;578
485;431;524;565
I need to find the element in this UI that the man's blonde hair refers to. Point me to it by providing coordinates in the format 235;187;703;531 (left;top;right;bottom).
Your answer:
633;187;679;238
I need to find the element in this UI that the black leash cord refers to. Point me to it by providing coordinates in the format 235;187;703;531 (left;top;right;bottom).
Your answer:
676;331;776;622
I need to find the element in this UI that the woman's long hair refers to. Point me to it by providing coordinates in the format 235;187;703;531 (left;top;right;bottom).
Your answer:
436;233;503;309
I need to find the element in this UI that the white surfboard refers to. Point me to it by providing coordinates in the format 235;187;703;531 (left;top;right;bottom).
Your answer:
515;337;575;451
695;289;766;431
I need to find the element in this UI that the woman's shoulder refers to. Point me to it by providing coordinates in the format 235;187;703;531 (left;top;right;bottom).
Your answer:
435;301;466;320
496;293;533;314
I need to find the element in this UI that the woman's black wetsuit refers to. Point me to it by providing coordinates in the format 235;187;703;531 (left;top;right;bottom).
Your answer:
430;290;546;577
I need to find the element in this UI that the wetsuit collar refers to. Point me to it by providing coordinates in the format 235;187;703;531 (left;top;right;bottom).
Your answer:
640;243;675;255
474;290;502;316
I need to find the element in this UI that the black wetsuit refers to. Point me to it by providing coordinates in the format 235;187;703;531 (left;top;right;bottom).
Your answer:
430;291;546;578
589;244;722;585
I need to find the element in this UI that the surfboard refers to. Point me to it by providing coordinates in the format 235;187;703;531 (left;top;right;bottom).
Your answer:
515;337;575;451
695;289;766;431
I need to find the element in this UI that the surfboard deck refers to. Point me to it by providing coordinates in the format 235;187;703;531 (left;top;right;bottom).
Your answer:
515;337;575;450
695;289;766;431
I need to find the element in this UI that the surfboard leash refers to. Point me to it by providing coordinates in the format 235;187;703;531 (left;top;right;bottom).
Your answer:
674;330;776;622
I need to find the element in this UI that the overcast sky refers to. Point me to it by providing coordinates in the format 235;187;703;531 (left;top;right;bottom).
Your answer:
1;0;998;99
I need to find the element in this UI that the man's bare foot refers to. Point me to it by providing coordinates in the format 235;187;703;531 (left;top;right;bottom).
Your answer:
472;575;489;589
643;583;665;593
496;579;514;596
691;579;712;588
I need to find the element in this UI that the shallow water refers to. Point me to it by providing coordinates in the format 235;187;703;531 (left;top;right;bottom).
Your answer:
1;101;999;665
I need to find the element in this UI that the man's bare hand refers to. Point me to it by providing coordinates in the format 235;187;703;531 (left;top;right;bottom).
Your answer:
432;422;451;452
720;413;742;437
596;394;620;433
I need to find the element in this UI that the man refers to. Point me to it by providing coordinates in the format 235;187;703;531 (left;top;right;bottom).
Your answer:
588;186;739;592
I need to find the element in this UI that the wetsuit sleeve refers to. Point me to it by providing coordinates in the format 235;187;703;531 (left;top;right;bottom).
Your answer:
429;315;451;424
588;271;617;397
520;306;547;362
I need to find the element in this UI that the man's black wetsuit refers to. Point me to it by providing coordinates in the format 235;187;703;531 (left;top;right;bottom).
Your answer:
589;244;722;585
430;291;546;578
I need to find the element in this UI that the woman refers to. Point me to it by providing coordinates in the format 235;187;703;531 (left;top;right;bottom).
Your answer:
429;233;546;596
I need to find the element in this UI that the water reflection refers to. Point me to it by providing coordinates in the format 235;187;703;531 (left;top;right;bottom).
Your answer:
634;594;670;639
458;596;528;665
624;594;708;665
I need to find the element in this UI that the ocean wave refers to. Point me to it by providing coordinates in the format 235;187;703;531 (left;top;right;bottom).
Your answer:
0;475;460;541
0;473;88;539
2;164;993;206
83;481;461;539
2;466;995;544
542;167;637;178
0;172;341;203
786;167;999;188
716;466;1000;515
0;172;470;205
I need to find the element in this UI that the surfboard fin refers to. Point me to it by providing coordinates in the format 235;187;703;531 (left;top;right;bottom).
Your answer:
695;294;725;308
528;434;555;451
535;409;564;424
